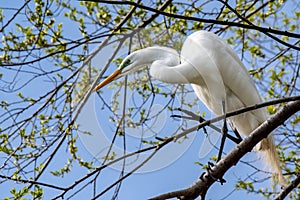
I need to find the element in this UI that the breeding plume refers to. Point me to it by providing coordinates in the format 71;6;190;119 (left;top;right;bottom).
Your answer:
94;30;285;184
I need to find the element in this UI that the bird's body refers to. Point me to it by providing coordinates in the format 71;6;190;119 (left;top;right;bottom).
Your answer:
94;30;285;184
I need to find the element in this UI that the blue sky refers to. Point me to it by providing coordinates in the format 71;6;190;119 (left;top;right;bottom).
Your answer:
0;1;287;199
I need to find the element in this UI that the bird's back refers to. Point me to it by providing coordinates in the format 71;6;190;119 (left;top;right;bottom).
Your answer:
181;30;268;136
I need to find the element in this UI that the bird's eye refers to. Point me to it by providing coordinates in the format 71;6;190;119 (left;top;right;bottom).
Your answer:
120;59;131;69
124;59;131;67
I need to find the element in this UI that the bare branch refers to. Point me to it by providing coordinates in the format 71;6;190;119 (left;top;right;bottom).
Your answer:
0;174;65;191
0;0;30;32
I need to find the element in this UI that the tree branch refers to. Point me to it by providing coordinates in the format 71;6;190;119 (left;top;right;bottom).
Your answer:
274;173;300;200
85;0;300;40
149;100;300;200
0;0;30;32
217;0;300;51
0;174;65;191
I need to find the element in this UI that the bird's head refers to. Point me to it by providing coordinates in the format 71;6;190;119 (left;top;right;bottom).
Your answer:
93;46;177;91
93;53;139;91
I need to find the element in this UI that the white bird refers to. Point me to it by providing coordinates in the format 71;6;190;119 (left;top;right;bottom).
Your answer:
94;30;285;184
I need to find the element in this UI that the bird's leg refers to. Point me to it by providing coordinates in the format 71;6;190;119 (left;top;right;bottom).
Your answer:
217;100;228;162
232;128;242;143
217;121;228;162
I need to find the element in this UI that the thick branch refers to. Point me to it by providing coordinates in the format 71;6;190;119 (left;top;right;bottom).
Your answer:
150;100;300;200
274;173;300;200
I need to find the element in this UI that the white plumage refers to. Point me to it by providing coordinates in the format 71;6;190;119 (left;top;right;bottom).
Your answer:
94;30;285;184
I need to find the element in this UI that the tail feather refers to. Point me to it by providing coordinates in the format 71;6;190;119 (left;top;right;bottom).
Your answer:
257;135;287;186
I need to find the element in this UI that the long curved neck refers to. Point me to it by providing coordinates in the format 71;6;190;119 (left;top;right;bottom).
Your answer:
144;47;202;84
134;46;179;67
134;47;194;84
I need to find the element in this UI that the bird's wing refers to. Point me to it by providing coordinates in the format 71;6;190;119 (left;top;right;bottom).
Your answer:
191;31;268;121
215;33;268;121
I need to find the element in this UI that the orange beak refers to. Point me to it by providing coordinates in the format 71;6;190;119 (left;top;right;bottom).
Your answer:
93;69;121;91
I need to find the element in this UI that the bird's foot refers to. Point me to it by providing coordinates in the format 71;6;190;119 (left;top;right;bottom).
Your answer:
202;162;226;185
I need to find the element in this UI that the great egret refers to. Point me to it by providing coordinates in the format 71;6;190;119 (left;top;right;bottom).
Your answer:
94;30;285;184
